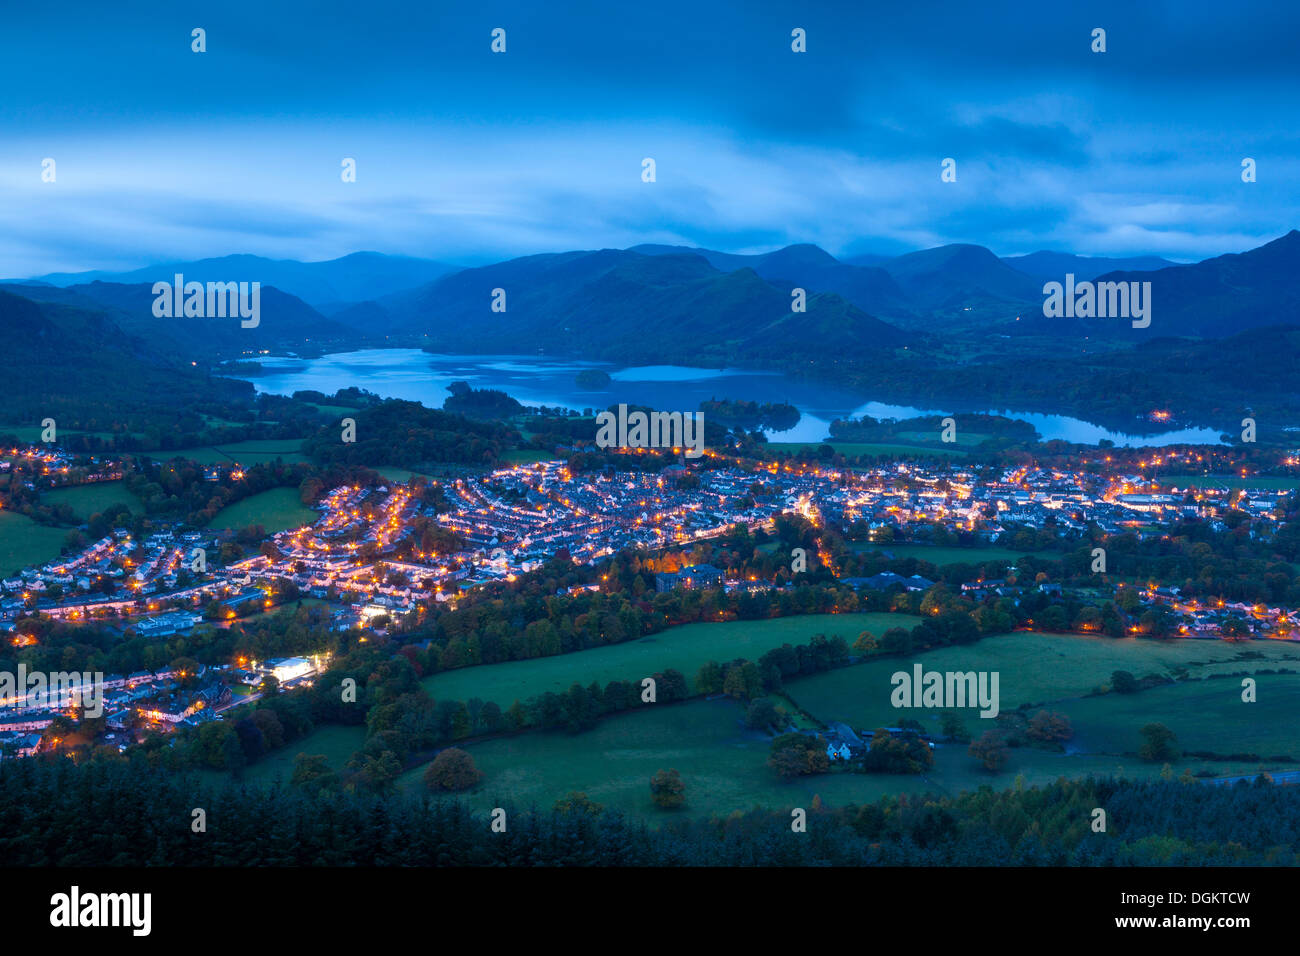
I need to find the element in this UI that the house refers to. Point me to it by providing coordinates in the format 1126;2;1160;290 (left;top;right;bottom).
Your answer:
826;741;851;761
0;731;42;758
680;564;725;589
134;610;202;638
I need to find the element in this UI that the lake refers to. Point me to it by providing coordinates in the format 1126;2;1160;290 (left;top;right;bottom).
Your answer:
245;349;1224;447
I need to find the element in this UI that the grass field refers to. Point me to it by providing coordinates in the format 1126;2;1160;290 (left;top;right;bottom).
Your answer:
393;695;1278;818
0;426;144;442
1156;475;1300;491
422;612;922;708
500;449;559;466
42;481;142;520
895;430;992;447
375;467;422;484
238;724;367;786
765;441;966;458
215;628;1300;817
783;631;1300;733
150;439;311;467
395;696;954;814
849;543;1042;565
1058;673;1300;760
0;511;66;575
207;487;318;533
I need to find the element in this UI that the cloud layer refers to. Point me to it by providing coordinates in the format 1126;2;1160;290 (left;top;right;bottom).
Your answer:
1;0;1296;275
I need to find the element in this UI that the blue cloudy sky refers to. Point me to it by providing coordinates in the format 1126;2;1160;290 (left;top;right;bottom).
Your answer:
2;0;1297;276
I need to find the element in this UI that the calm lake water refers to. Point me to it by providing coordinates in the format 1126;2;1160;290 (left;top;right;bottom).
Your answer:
246;349;1223;447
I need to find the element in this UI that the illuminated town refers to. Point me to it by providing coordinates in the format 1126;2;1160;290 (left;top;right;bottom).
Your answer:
3;436;1299;761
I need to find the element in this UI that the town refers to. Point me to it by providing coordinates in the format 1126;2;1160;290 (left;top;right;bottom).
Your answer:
2;438;1298;760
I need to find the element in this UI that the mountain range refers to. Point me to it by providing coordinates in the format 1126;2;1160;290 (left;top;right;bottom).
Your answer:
14;252;458;313
4;231;1299;367
3;230;1298;441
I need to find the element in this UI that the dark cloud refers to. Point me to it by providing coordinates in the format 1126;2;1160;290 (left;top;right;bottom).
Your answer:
0;0;1295;272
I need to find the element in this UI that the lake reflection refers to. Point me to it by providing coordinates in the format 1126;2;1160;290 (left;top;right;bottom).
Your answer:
245;349;1224;448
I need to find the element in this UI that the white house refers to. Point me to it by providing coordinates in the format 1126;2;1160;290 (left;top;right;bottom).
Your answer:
826;742;851;761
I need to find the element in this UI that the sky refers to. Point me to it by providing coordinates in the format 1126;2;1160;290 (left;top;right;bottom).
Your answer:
2;0;1298;276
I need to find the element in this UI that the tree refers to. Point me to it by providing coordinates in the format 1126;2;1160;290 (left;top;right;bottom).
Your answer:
851;630;878;653
722;661;762;702
423;747;484;792
649;768;686;808
480;701;504;733
767;733;830;778
290;753;339;794
695;661;724;694
863;729;933;774
1138;722;1180;762
1110;670;1139;694
969;730;1008;771
880;627;913;655
353;750;402;795
745;697;779;730
1026;710;1073;745
940;710;969;743
553;791;604;815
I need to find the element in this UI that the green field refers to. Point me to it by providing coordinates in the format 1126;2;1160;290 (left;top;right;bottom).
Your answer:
396;696;952;815
895;430;992;447
783;632;1300;732
393;695;1273;818
423;613;922;708
1157;475;1300;491
0;511;66;575
374;467;422;484
0;426;144;442
850;543;1041;565
150;439;310;467
220;627;1300;817
228;596;328;626
207;487;318;533
500;449;559;466
42;481;142;520
765;441;966;458
239;724;367;786
1058;673;1300;760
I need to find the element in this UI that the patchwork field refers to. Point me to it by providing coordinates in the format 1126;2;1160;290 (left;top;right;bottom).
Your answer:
207;487;318;533
149;439;310;466
423;612;922;708
393;695;1280;819
0;511;66;575
43;481;142;520
783;631;1300;733
222;627;1300;818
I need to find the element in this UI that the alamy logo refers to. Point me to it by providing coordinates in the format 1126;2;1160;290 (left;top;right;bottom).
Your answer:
50;886;151;936
152;274;260;328
0;665;104;718
595;404;705;459
891;664;1000;718
1042;273;1151;328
